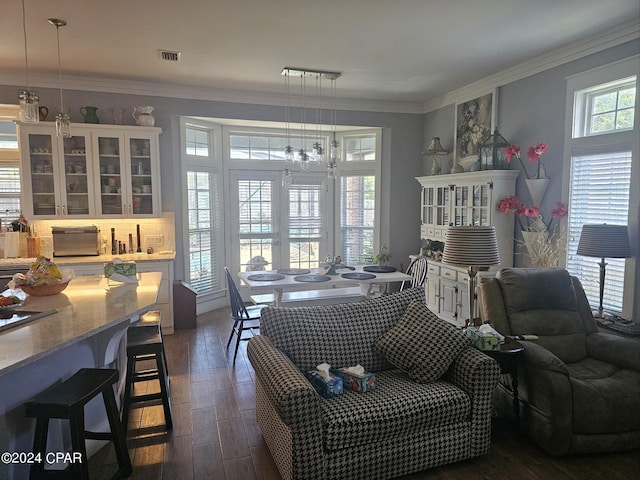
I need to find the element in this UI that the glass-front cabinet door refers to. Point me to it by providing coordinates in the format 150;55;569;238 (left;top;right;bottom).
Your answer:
24;131;57;217
95;134;125;215
471;182;491;226
60;133;93;216
19;125;95;218
128;135;157;215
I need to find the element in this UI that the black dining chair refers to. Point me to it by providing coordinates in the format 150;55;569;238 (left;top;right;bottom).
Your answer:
400;255;428;291
224;267;268;364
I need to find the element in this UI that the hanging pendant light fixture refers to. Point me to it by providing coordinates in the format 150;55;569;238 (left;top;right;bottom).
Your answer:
49;18;70;138
327;73;340;180
18;0;39;123
281;67;341;176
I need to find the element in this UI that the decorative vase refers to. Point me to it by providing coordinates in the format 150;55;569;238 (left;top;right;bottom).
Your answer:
525;178;549;207
80;106;100;124
133;106;155;126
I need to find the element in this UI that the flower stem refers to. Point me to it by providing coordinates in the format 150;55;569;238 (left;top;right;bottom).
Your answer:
517;155;530;180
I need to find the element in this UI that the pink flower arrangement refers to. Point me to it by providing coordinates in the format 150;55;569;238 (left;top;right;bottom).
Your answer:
498;195;567;230
504;143;549;179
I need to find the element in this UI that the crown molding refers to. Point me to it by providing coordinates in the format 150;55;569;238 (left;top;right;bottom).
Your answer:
0;73;424;115
422;19;640;113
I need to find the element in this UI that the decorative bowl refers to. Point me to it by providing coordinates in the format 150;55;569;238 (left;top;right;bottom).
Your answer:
20;282;69;297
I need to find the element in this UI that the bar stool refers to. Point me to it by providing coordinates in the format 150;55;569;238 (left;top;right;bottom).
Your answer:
121;321;172;432
25;368;132;480
128;310;168;376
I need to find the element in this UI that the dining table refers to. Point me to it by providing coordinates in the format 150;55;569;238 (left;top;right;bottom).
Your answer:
238;265;412;306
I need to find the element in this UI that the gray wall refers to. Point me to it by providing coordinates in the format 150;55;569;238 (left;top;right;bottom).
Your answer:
0;86;424;278
425;40;639;265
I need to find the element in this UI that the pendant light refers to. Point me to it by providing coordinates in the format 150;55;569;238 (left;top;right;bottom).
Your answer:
49;18;70;138
283;69;294;164
327;74;340;180
18;0;39;123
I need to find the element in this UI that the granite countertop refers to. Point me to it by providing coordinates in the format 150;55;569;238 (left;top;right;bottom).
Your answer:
0;271;162;376
0;251;176;268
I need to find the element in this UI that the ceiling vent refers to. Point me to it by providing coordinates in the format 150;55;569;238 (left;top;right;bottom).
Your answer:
159;50;181;62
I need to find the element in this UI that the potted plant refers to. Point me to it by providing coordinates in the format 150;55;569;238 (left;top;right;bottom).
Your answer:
372;245;391;265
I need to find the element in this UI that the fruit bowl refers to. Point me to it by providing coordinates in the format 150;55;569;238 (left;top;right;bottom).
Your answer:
20;282;69;297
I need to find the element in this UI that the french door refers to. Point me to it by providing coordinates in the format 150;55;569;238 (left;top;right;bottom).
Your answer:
229;171;328;273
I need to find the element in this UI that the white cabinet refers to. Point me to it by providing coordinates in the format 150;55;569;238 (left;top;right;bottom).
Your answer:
18;123;162;219
417;171;518;326
18;124;98;218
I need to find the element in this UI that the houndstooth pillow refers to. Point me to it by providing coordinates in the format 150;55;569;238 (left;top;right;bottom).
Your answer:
375;300;469;383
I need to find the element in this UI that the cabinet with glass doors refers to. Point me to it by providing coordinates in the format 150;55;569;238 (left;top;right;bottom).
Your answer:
416;170;519;326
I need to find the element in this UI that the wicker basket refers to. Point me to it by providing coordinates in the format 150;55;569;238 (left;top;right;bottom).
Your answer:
20;281;69;296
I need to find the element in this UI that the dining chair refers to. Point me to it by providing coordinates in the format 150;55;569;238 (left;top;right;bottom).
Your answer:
400;255;428;291
224;267;268;364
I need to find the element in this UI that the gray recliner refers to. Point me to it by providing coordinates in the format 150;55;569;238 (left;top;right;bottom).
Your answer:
478;268;640;455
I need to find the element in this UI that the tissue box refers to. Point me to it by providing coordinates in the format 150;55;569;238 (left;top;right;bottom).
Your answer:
334;368;376;393
104;261;137;278
466;327;501;352
305;370;343;398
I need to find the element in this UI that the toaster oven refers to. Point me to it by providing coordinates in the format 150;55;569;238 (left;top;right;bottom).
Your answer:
52;226;100;257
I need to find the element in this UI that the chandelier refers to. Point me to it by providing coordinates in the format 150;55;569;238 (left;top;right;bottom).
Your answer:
49;18;71;138
18;0;39;123
281;67;341;182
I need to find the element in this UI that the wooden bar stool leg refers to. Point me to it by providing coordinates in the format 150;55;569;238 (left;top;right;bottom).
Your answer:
156;351;173;430
121;354;136;431
103;386;132;477
69;411;90;480
29;418;48;480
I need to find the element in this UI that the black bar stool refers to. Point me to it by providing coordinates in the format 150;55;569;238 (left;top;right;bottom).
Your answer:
128;310;168;376
25;368;132;480
121;320;172;432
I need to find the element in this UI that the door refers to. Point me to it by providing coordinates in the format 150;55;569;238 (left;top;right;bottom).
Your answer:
229;171;327;273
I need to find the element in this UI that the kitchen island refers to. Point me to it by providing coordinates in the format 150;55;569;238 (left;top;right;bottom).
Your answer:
0;272;162;480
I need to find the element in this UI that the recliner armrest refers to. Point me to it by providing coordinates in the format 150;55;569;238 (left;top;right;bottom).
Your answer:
521;341;570;376
586;332;640;372
247;335;321;425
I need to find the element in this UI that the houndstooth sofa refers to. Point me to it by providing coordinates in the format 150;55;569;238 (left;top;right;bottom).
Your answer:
247;288;500;480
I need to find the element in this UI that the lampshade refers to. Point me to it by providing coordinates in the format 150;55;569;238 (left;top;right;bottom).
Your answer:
577;224;631;259
424;137;448;155
442;226;500;268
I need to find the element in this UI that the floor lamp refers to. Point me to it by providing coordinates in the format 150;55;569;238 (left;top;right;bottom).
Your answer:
442;226;500;325
576;224;631;318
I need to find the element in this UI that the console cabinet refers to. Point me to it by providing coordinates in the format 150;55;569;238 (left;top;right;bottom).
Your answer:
416;171;518;326
18;123;162;219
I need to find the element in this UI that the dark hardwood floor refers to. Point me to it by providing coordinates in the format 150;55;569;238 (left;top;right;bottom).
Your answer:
90;308;640;480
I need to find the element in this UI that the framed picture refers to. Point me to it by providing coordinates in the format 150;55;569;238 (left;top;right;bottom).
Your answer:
453;89;497;172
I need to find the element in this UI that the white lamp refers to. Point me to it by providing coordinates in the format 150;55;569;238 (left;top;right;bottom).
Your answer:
442;226;500;324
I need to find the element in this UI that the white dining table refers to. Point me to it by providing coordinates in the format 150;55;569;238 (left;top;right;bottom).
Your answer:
238;266;412;306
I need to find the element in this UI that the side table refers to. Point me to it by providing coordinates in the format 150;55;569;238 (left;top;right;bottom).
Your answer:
482;337;524;433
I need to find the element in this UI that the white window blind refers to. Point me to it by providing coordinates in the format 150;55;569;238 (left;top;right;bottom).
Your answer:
566;151;632;312
0;165;21;227
340;175;375;265
288;181;322;268
187;169;221;292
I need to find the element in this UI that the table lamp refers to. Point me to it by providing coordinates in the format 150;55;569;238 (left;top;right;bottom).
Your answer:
576;224;631;318
442;226;500;324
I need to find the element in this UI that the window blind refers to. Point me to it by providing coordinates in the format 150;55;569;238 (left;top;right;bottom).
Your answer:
340;175;375;264
0;165;21;227
187;168;222;293
566;151;632;312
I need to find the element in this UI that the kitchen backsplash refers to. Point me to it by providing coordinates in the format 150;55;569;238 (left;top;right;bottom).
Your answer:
0;212;175;258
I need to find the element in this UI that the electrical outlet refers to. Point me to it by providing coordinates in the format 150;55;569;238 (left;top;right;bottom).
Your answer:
145;235;164;247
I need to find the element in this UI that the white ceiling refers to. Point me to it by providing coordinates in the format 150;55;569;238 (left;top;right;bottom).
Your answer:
1;0;639;110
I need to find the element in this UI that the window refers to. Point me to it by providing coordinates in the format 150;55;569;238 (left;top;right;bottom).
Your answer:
182;122;223;294
0;112;20;226
340;175;375;264
564;58;638;315
574;77;636;137
288;180;323;269
566;151;632;312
